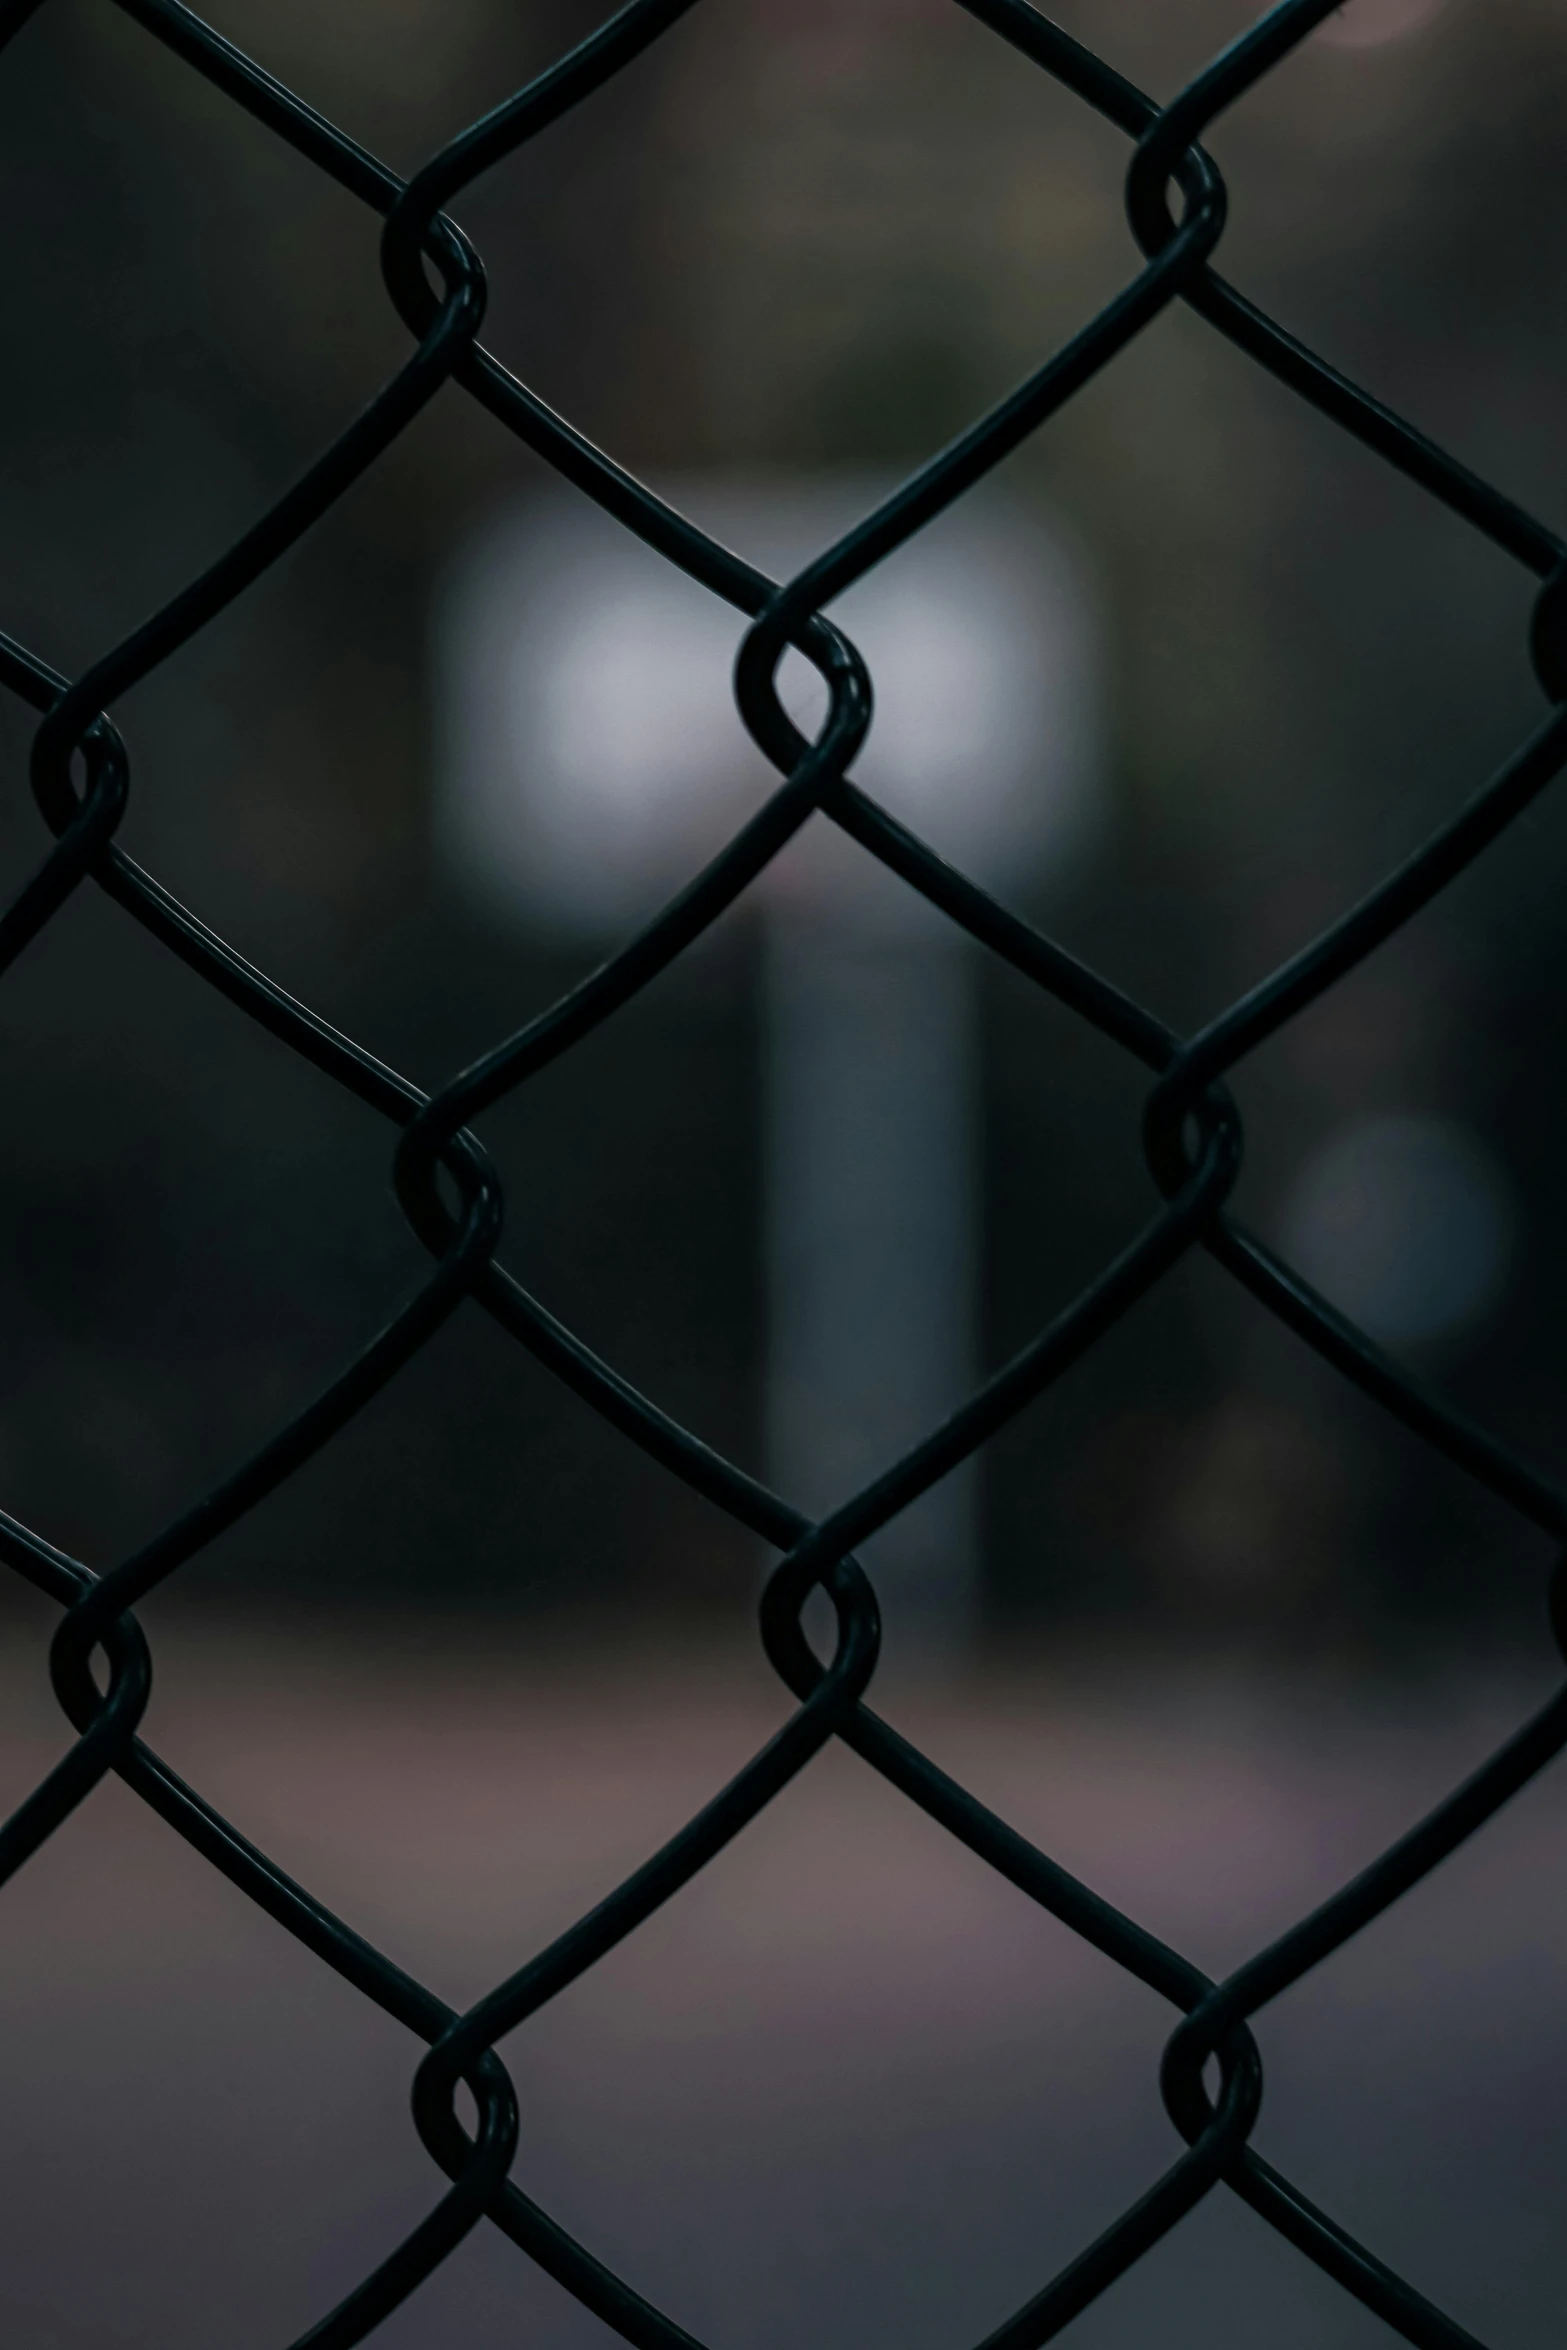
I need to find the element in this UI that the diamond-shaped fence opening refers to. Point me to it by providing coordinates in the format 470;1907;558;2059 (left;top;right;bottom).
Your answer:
2;0;1566;2344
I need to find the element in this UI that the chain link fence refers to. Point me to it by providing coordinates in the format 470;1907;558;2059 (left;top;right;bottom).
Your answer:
1;0;1565;2342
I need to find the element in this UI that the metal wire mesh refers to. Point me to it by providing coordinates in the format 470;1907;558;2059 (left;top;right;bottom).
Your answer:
2;0;1565;2342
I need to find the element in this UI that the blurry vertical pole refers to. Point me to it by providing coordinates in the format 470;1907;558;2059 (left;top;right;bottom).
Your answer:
764;890;979;1638
439;479;1098;1645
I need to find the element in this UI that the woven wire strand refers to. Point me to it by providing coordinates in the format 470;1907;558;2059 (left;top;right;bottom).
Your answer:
2;1;1566;2344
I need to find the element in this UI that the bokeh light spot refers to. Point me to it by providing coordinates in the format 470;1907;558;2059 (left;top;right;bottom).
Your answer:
1279;1113;1512;1346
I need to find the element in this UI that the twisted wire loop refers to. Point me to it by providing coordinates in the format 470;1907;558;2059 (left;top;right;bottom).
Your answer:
1;0;1564;2340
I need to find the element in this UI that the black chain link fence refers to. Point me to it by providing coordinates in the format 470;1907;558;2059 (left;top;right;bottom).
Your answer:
1;0;1565;2342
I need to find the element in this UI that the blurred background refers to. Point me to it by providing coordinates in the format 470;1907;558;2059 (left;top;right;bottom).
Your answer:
3;0;1567;2341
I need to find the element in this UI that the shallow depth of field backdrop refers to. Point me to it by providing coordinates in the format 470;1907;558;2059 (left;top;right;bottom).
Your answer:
3;1;1567;2344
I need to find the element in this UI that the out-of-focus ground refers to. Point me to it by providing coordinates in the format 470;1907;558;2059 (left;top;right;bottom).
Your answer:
3;1626;1565;2348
